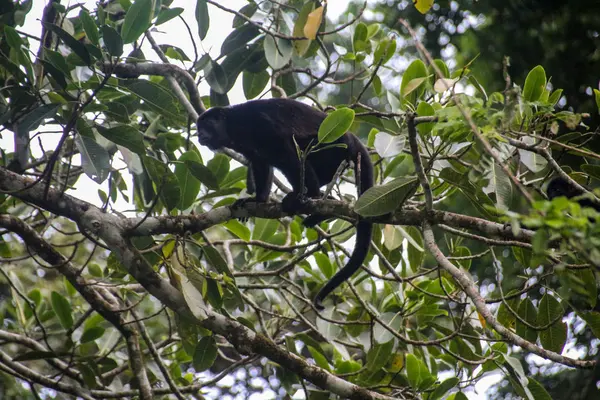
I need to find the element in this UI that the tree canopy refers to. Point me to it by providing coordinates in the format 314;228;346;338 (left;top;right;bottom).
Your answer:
0;1;599;399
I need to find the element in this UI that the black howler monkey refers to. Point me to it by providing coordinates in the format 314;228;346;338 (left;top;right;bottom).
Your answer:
546;177;600;212
196;98;374;309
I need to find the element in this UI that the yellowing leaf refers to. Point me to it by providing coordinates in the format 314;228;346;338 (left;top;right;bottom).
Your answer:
414;0;434;14
388;353;405;373
478;312;486;329
304;6;323;40
293;2;314;55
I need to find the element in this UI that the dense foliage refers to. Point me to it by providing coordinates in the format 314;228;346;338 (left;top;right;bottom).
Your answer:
0;1;598;399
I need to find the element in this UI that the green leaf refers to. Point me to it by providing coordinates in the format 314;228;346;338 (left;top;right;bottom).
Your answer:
101;25;123;57
79;10;99;46
175;151;202;210
416;102;435;135
314;253;333;279
353;22;368;52
355;177;417;217
80;326;105;343
195;0;209;40
307;345;331;371
405;353;434;390
51;291;73;329
374;38;396;65
43;22;92;65
207;154;230;184
516;298;538;343
242;70;269;99
96;124;145;154
224;220;251;241
185;160;219;190
16;104;59;136
221;23;261;56
317;108;355;143
523;65;546;102
193;336;217;372
121;0;153;44
204;60;229;94
579;311;600;339
264;35;293;70
4;26;23;49
430;377;460;400
527;377;552;400
74;134;111;184
365;340;394;371
594;89;600;113
143;156;181;211
400;59;428;109
537;294;567;353
429;58;450;79
202;246;233;278
252;218;279;241
155;7;184;25
220;167;246;188
233;3;258;28
120;80;182;121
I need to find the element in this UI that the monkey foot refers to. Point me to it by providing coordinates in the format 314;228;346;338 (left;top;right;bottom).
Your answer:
281;193;310;214
231;197;262;222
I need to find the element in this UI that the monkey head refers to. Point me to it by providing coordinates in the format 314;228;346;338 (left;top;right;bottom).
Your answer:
546;177;581;200
196;107;230;150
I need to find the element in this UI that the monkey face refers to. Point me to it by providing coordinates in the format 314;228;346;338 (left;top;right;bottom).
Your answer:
197;108;229;150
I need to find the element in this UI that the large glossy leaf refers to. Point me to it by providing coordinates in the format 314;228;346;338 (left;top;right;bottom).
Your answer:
175;151;202;210
101;25;123;57
242;70;269;99
120;80;182;121
264;35;293;70
355;177;417;217
51;291;73;330
16;104;59;137
195;0;209;40
79;10;99;46
155;7;184;25
233;3;258;28
96;124;145;154
193;336;217;372
523;65;546;102
537;294;567;353
121;0;153;44
400;59;428;109
43;22;91;65
143;156;181;211
185;160;219;190
75;134;111;184
221;23;260;56
204;60;228;94
207;154;230;184
318;108;355;143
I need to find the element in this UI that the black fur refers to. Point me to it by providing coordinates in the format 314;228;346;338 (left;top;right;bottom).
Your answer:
546;177;600;212
197;98;374;309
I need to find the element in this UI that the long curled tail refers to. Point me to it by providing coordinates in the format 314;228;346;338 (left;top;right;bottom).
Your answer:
313;142;374;310
313;220;372;309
